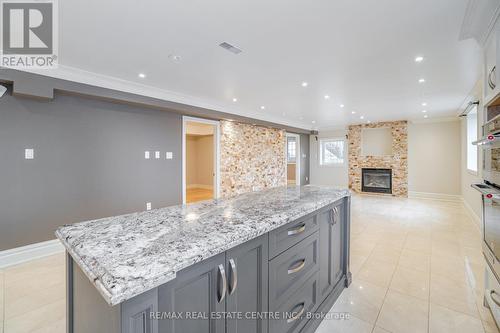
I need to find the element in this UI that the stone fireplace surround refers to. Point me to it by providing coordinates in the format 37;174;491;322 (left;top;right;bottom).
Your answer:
348;121;408;197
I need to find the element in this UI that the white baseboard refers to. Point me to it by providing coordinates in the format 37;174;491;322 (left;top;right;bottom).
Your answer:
462;197;482;229
408;191;462;202
187;184;214;190
0;239;65;269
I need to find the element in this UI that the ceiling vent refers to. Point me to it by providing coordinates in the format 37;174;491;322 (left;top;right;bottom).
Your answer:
219;42;242;54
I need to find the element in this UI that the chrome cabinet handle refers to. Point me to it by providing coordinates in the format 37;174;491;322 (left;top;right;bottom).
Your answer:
286;302;305;324
491;290;500;307
228;258;238;295
288;224;306;236
330;206;339;225
489;66;497;90
217;264;227;303
287;259;306;275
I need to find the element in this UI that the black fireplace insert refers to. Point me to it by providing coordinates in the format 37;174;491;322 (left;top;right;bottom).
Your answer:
362;168;392;194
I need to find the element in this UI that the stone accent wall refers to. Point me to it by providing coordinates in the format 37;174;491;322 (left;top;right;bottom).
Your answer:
220;120;286;197
348;121;408;197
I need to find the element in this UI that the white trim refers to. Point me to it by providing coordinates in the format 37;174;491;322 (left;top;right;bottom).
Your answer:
318;137;347;167
0;239;64;269
286;133;301;185
408;191;463;202
462;197;482;229
182;116;220;204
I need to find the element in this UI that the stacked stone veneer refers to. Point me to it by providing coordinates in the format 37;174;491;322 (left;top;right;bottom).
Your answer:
348;121;408;197
220;120;286;197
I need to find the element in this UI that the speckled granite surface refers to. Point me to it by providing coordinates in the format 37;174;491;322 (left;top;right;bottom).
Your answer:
56;185;350;306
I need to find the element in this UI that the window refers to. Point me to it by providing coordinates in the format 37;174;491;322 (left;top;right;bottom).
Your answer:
287;137;296;163
466;106;478;172
319;138;345;166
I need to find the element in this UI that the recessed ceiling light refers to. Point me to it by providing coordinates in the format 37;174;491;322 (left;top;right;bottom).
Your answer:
168;54;181;62
301;82;308;87
422;102;427;106
424;115;428;118
415;56;424;63
418;78;426;83
232;98;238;102
340;104;345;108
360;116;364;120
422;110;427;113
351;111;356;114
138;73;146;78
311;120;316;124
367;120;371;124
260;106;265;110
324;95;330;99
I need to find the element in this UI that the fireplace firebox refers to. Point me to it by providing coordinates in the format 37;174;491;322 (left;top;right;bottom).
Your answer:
362;168;392;194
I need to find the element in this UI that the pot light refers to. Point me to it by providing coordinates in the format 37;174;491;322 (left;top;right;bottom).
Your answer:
418;78;426;83
422;110;427;113
312;120;316;124
415;56;424;63
367;120;371;124
138;73;146;78
301;82;308;87
351;111;356;114
424;115;428;118
422;102;427;106
324;95;330;100
260;106;265;110
232;98;238;102
340;104;345;108
168;54;181;62
360;116;364;120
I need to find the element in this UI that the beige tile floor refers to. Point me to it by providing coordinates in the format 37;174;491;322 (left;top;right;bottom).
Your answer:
0;194;498;333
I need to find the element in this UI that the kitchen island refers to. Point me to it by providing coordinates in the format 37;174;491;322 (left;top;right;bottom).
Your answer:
56;185;352;333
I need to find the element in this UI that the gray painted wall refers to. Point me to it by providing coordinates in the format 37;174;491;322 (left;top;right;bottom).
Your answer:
300;133;310;185
0;86;310;250
0;89;182;250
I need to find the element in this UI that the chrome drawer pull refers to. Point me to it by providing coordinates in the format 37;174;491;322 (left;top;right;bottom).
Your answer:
491;290;500;307
217;264;227;303
288;224;306;236
286;302;305;324
229;258;238;295
287;259;306;275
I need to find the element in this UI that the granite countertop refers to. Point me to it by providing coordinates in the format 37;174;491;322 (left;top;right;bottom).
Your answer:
56;185;350;306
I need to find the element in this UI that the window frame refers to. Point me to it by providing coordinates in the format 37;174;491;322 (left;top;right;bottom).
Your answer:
318;137;346;167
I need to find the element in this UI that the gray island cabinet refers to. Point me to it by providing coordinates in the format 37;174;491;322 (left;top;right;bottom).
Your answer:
57;186;352;333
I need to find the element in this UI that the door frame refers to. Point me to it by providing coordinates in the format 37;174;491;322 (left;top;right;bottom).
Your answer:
285;133;301;186
182;116;221;204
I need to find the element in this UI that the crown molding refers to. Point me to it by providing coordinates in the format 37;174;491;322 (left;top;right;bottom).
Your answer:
460;0;500;46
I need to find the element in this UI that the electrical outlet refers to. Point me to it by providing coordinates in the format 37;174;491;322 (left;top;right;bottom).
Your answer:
25;148;34;159
166;152;173;159
146;202;152;210
155;151;160;159
145;151;150;159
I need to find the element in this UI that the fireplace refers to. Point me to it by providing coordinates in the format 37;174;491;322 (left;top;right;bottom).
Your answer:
362;168;392;194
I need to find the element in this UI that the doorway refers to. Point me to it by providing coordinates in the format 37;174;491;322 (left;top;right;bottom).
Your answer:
182;116;220;204
286;133;301;186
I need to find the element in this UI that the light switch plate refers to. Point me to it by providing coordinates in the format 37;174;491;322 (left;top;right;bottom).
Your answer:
155;151;160;159
166;152;173;159
146;202;152;210
145;151;150;159
25;148;34;159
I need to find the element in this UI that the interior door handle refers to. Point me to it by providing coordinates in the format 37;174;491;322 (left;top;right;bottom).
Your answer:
288;224;306;236
228;258;238;295
217;264;227;303
286;302;305;324
287;259;306;275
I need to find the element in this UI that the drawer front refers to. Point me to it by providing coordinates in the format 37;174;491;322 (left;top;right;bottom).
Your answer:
269;272;319;333
269;215;318;259
269;232;319;310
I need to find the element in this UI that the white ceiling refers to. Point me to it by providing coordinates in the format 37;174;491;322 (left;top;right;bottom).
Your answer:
41;0;483;130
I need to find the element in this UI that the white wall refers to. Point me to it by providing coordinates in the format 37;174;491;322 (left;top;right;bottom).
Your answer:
408;120;462;196
310;129;349;186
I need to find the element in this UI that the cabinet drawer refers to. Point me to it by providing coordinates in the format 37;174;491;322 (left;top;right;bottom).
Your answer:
269;272;319;333
269;232;319;310
269;214;318;259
